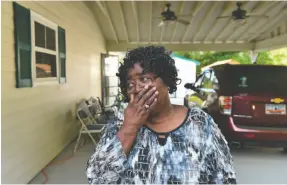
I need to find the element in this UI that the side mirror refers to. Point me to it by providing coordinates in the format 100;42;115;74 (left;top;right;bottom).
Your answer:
184;83;195;90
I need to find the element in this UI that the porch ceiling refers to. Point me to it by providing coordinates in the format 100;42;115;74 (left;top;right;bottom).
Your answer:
86;1;287;52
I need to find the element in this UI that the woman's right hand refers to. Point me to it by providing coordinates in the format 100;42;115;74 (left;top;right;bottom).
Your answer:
123;85;158;131
117;85;158;155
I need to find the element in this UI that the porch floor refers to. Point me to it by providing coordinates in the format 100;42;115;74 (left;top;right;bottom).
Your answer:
29;139;94;184
29;139;287;184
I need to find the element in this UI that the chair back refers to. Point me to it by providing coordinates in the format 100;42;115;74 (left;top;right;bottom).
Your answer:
88;103;102;117
88;96;98;104
76;99;95;125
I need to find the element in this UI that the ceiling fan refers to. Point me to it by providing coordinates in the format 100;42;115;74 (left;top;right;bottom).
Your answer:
155;3;191;27
217;2;269;21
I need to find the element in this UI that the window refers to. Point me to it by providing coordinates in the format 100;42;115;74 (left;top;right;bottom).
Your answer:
13;2;66;88
31;11;58;84
216;65;287;95
35;52;57;78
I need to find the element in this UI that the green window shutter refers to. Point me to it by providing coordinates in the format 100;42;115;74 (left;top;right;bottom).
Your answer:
58;27;66;84
13;2;32;88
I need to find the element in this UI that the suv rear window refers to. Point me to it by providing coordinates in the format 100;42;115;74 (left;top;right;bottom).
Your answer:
213;65;287;96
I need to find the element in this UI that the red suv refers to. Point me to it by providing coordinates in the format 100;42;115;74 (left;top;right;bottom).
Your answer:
184;64;287;151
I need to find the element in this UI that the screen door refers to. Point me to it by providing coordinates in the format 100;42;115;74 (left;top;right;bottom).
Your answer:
101;54;120;106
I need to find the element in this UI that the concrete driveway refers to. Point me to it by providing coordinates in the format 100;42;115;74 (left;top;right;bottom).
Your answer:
232;146;287;184
29;141;287;184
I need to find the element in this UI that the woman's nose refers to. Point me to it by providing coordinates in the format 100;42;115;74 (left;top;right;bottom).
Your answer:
135;83;143;93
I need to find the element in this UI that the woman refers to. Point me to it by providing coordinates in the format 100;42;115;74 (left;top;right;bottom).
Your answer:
86;46;237;184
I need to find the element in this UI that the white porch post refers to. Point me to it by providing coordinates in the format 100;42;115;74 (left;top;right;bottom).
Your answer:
249;50;259;64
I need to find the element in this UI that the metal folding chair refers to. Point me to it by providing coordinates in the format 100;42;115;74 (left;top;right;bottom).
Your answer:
88;97;115;120
88;103;109;124
74;103;105;153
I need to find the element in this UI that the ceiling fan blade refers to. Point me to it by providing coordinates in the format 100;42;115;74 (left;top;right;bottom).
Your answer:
216;16;231;19
176;19;190;26
247;14;269;19
177;14;193;18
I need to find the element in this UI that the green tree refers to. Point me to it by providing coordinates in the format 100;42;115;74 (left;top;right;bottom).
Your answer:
268;48;287;65
256;52;273;65
175;51;251;74
175;47;287;73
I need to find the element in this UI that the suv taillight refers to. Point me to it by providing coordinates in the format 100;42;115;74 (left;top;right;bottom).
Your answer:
219;96;232;115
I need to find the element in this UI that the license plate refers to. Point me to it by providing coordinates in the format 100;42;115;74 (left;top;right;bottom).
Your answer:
265;104;286;115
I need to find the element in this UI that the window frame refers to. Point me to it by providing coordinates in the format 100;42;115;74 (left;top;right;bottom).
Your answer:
30;11;59;86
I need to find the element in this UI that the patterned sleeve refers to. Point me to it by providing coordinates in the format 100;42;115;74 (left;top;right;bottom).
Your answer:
203;114;237;184
86;120;127;184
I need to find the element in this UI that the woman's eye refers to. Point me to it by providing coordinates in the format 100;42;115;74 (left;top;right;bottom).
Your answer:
128;83;134;88
141;77;149;82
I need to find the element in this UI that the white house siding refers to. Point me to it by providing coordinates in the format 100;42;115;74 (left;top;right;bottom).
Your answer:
170;57;197;105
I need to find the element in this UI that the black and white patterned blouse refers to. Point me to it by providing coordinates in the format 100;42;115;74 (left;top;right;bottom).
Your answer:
86;107;237;184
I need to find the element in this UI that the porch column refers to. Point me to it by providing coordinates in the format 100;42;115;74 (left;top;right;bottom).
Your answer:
249;50;259;64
